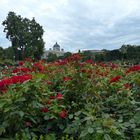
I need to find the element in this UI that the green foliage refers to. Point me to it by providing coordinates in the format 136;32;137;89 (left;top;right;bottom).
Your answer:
0;55;140;139
2;11;45;61
81;45;140;64
47;53;58;62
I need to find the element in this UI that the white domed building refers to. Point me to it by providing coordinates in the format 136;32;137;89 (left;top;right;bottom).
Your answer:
42;42;65;59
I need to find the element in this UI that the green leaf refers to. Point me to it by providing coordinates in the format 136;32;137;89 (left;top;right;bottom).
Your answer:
18;111;24;118
80;130;88;138
88;127;94;134
16;97;26;102
75;111;81;116
0;126;6;135
0;102;6;108
28;116;37;124
44;115;50;120
69;114;73;119
134;112;140;124
4;107;10;112
104;134;112;140
59;124;64;130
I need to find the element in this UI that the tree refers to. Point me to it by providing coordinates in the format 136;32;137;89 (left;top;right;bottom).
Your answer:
47;53;57;62
4;47;14;60
2;11;45;61
0;47;4;59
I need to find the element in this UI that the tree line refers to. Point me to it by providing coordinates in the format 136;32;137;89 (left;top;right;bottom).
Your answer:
44;45;140;64
81;45;140;64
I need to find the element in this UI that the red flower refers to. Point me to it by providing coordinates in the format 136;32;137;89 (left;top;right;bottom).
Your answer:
123;83;129;89
1;78;12;86
126;65;140;73
100;73;104;77
62;77;71;82
33;62;44;72
99;63;105;67
81;69;86;73
88;70;92;74
56;59;68;65
25;58;31;62
11;74;32;83
0;74;32;91
111;64;116;69
49;96;55;99
67;53;81;62
1;88;6;93
18;61;24;66
56;93;63;99
12;67;29;73
47;99;51;105
84;60;93;64
21;68;29;73
110;76;120;83
40;107;48;113
59;109;66;119
11;76;20;83
47;81;52;85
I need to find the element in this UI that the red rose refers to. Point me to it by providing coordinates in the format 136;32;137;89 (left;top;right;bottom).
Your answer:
62;77;71;82
40;107;48;113
56;93;63;99
18;61;24;66
59;109;66;119
49;96;55;99
110;76;120;83
1;88;6;93
81;69;86;73
47;99;51;105
47;81;52;85
123;83;129;89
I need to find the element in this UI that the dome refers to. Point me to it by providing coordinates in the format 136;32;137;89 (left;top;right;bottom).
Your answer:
53;42;60;51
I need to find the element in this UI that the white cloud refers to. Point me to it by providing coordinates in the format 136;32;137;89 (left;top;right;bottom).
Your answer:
0;0;140;51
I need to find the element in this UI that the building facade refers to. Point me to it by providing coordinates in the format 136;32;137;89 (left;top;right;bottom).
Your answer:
42;42;65;59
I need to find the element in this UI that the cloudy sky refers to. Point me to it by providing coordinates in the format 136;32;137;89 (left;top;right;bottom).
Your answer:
0;0;140;52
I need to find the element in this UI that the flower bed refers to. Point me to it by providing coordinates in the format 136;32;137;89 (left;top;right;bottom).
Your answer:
0;54;140;140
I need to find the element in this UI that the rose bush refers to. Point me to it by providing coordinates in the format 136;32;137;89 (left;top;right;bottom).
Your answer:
0;54;140;139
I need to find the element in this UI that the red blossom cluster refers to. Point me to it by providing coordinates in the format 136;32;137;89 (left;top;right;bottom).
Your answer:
109;75;121;83
25;58;31;62
33;62;44;72
126;65;140;73
55;59;68;65
84;59;94;64
46;93;63;105
40;93;66;119
62;77;71;82
0;74;32;92
48;93;63;102
13;67;29;73
99;63;105;67
67;53;81;62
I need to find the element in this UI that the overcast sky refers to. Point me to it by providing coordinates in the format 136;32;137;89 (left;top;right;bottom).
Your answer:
0;0;140;52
